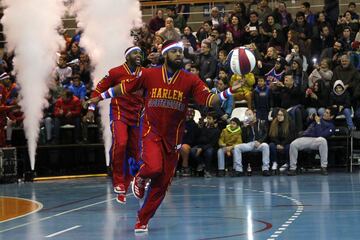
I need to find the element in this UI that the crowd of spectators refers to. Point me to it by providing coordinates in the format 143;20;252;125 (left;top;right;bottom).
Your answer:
0;1;359;175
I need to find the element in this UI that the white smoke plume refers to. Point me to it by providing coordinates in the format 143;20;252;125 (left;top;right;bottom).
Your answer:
2;0;65;170
73;0;142;166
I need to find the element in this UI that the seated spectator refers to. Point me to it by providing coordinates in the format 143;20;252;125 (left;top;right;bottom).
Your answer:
197;20;213;43
6;100;24;145
330;80;355;129
332;54;360;91
209;7;224;28
68;74;87;102
190;112;220;178
300;2;316;27
268;29;286;54
273;1;293;31
54;55;72;87
277;73;304;133
285;43;308;72
67;42;81;62
336;11;359;37
269;109;296;174
348;2;359;20
320;41;343;68
260;46;278;74
230;73;255;109
149;9;165;34
226;14;245;46
288;107;336;176
289;11;313;57
217;117;242;177
184;40;217;85
259;14;281;46
290;56;309;92
180;108;199;177
305;79;329;118
284;29;306;57
339;26;355;52
350;41;360;71
233;109;271;176
1;73;19;105
216;50;229;75
265;56;286;87
244;11;262;46
253;76;272;121
211;78;233;127
156;17;181;41
208;27;223;57
308;58;333;88
183;26;198;51
53;89;82;144
220;31;237;54
257;0;272;23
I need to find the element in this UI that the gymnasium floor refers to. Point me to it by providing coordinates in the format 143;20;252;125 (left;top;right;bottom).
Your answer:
1;173;360;240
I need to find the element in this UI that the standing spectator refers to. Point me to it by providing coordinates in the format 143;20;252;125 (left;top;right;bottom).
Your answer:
166;6;186;32
191;112;220;178
233;109;271;176
149;9;165;34
53;89;82;144
78;52;92;96
312;25;335;59
268;109;295;174
217;117;242;176
177;4;191;23
288;108;336;175
330;80;355;129
324;0;340;28
244;11;262;46
253;76;272;121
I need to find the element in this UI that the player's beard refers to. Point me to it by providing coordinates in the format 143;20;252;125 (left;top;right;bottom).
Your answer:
167;59;183;71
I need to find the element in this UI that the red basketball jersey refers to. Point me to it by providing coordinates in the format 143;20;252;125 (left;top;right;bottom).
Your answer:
119;65;215;152
91;63;144;126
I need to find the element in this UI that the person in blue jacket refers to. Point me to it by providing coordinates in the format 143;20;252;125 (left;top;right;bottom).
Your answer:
288;107;336;175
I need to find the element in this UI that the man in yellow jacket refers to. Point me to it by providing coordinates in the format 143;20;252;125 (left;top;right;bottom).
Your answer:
217;117;242;176
230;73;255;109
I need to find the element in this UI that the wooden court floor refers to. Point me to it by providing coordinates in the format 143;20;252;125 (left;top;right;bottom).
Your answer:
1;172;360;239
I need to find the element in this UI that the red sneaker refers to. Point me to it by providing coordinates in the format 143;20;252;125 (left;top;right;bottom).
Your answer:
134;219;148;233
113;184;126;194
116;194;126;204
131;174;146;200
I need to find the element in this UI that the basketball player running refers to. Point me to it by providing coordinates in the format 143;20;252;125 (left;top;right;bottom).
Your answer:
86;40;243;232
85;46;144;204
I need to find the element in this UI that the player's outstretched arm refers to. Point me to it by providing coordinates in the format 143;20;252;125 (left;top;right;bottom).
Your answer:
84;84;123;108
209;79;242;107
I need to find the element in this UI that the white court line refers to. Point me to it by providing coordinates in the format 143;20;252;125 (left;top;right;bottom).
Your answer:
45;225;81;238
0;179;186;234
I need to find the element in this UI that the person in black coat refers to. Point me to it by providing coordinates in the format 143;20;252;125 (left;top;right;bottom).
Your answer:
190;112;220;177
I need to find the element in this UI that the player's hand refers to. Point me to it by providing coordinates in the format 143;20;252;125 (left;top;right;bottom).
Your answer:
85;111;95;123
231;79;243;92
83;97;100;109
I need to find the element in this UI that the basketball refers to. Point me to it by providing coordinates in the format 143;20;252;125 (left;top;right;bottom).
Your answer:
227;47;256;75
